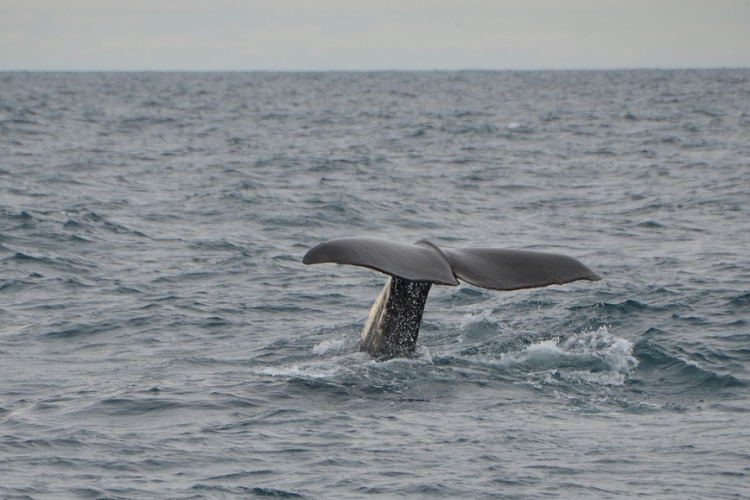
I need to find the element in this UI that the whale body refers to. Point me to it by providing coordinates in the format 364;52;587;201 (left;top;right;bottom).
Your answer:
303;237;600;356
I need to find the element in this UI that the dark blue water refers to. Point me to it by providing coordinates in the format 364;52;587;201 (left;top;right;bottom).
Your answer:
1;70;749;499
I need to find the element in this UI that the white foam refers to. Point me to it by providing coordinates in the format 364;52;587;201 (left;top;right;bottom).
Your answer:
500;326;638;386
506;122;533;132
459;309;496;330
254;363;341;379
312;338;347;356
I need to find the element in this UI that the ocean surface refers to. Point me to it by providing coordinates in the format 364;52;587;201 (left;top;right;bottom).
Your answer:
1;69;749;499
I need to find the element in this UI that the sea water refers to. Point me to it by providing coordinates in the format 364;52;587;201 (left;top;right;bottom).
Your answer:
1;70;749;499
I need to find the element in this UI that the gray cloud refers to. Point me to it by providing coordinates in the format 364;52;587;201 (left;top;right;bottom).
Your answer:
1;0;748;70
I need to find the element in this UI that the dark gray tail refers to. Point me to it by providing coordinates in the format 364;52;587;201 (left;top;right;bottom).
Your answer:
360;277;431;356
303;237;601;356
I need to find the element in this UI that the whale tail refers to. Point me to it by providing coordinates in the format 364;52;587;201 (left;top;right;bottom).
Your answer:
360;276;431;356
303;237;600;356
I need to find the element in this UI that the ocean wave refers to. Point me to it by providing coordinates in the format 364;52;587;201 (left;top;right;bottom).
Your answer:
312;338;349;356
633;340;747;392
254;363;345;380
3;70;750;500
496;326;638;387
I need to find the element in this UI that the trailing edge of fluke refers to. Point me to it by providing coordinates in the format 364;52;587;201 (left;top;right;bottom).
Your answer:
303;237;601;356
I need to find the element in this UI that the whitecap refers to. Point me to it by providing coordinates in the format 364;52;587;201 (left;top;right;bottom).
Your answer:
506;122;534;132
312;338;347;356
253;363;341;379
459;309;496;331
500;326;638;386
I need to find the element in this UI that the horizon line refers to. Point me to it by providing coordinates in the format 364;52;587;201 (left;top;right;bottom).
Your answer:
2;65;749;73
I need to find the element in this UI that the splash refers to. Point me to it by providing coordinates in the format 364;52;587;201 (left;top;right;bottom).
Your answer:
500;326;638;386
253;364;342;379
459;309;497;331
312;338;347;356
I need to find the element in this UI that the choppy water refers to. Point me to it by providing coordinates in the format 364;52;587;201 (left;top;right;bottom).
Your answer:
1;70;750;499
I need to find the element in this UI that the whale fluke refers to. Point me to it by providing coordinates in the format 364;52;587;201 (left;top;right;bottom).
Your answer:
303;237;600;356
444;247;601;290
303;237;458;285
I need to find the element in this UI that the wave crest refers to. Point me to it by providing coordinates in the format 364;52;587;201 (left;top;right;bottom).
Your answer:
500;326;638;386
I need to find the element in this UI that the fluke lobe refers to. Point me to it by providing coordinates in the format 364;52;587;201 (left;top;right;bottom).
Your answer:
303;237;601;356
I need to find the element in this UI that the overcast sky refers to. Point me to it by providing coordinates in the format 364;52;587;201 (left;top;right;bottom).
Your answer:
2;0;749;71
